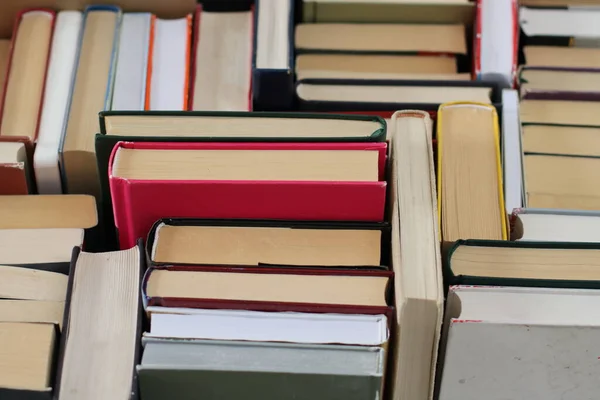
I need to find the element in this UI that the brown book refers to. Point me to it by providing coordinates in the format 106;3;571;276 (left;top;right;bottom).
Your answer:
0;141;30;194
0;39;10;112
437;102;505;242
62;9;118;196
0;10;53;142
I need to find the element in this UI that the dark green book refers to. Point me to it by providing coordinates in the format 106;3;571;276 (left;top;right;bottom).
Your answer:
445;239;600;289
95;111;386;250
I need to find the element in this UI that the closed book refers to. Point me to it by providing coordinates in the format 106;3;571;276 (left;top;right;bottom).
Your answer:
96;111;386;250
0;141;30;194
138;339;385;400
109;141;387;249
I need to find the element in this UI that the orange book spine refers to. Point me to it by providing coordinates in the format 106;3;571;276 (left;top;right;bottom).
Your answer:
144;15;156;111
182;14;192;111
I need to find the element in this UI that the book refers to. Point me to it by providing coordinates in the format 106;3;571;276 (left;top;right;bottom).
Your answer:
109;141;388;249
437;102;507;242
34;11;82;195
146;14;191;110
111;13;152;111
192;7;252;111
0;195;97;229
0;265;68;301
295;23;467;55
145;307;389;346
143;266;391;314
0;141;30;194
138;339;385;400
0;322;57;394
147;219;387;268
295;54;465;81
302;0;475;24
252;0;294;111
513;208;600;242
474;0;518;87
0;9;54;143
520;68;600;100
523;45;600;69
0;300;64;328
446;239;600;287
388;110;443;400
55;244;142;400
523;125;600;157
61;6;121;197
0;39;9;111
520;6;600;44
520;99;600;126
438;285;600;400
502;89;523;214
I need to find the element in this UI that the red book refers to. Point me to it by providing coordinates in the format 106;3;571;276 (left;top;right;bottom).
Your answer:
143;265;393;317
0;140;31;194
109;141;388;249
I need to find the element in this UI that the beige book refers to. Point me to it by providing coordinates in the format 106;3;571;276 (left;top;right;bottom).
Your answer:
0;11;53;140
146;269;389;307
438;103;504;242
0;300;64;327
296;54;458;76
295;23;467;54
450;243;600;281
522;125;600;157
388;110;443;400
57;246;140;400
297;70;471;81
0;322;56;391
0;39;10;111
520;0;600;5
524;154;600;210
0;265;68;301
151;223;381;266
0;195;97;229
102;114;381;137
112;147;379;181
524;46;600;69
193;10;252;111
0;228;83;265
297;83;492;104
520;69;600;95
62;10;118;197
255;0;291;69
520;99;600;126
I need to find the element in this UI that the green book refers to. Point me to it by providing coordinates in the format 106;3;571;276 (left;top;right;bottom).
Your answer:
446;239;600;289
95;111;386;250
137;338;385;400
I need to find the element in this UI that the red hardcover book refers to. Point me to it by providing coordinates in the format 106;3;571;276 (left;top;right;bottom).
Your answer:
0;139;31;194
110;141;388;249
0;8;56;150
143;265;393;317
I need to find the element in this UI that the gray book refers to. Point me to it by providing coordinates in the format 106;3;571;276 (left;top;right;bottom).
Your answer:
138;338;385;400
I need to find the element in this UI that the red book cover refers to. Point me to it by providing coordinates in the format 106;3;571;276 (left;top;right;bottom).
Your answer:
0;165;28;194
143;265;394;317
0;8;56;147
110;141;388;249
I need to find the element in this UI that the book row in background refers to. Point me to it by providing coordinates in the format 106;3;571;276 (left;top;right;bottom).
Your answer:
2;2;600;400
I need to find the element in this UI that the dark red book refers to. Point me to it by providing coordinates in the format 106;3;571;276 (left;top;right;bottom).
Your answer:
109;141;388;249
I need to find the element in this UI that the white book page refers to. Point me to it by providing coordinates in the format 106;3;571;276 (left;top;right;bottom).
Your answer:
34;11;82;194
518;213;600;242
112;13;151;110
256;0;291;69
520;6;600;38
480;0;516;87
501;89;523;213
147;308;388;346
149;18;188;111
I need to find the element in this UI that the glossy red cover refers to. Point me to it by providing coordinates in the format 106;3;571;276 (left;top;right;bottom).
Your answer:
144;265;393;317
110;141;388;249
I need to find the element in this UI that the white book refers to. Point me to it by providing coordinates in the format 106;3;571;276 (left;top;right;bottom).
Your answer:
439;286;600;400
111;13;151;110
501;89;523;214
255;0;291;70
192;10;253;111
520;6;600;39
148;17;189;111
479;0;517;88
515;209;600;242
146;307;388;346
34;11;82;194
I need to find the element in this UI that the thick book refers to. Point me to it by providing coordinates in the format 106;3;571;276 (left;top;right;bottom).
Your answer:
138;339;385;400
142;264;392;315
252;0;295;111
0;141;30;194
109;140;387;249
146;218;390;269
445;239;600;289
438;285;600;400
96;111;386;249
